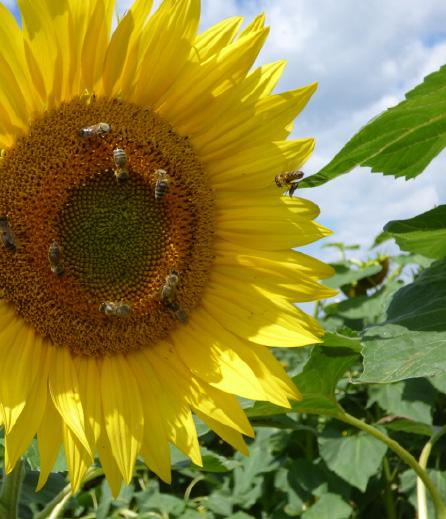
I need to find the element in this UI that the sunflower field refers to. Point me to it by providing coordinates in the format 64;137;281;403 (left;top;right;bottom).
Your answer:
0;1;445;518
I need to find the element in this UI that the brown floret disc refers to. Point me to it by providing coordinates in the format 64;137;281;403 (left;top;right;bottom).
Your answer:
0;98;214;356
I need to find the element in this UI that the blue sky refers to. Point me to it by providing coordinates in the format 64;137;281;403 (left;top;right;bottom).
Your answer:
7;0;446;264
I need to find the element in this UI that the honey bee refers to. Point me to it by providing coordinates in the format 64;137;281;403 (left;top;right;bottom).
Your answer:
154;169;170;199
0;216;16;253
113;147;129;182
48;241;64;277
99;301;131;317
79;122;112;138
161;270;188;324
274;170;304;197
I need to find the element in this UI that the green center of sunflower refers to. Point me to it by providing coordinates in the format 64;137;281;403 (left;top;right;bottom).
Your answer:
0;97;215;356
58;171;165;299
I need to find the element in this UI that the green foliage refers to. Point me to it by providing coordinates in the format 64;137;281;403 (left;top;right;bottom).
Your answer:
384;205;446;259
300;64;446;187
360;257;446;383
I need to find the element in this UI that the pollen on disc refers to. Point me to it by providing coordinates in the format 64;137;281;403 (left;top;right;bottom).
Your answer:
0;98;215;356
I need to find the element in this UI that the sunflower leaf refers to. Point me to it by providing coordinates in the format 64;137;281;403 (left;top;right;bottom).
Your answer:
300;64;446;187
384;205;446;259
359;258;446;382
367;379;436;424
302;493;352;519
382;418;433;437
318;424;388;492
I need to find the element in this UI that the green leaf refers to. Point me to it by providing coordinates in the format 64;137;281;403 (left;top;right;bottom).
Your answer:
360;324;446;383
139;493;185;515
320;329;362;352
20;472;66;507
198;448;240;473
359;258;446;383
318;424;388;491
372;231;393;248
384;205;446;259
367;379;436;424
325;280;403;324
292;347;359;417
287;459;352;501
382;418;433;436
300;64;446;187
302;493;352;519
324;262;382;289
388;256;446;328
429;374;446;394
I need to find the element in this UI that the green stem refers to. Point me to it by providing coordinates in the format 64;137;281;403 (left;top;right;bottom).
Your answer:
417;426;446;519
382;456;397;519
34;467;104;519
0;458;26;519
337;412;446;519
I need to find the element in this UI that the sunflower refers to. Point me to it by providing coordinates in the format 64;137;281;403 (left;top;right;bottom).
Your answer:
0;0;335;495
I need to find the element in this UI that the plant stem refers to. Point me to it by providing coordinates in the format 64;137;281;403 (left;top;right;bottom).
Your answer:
337;412;446;519
417;426;446;519
382;456;397;519
0;458;26;519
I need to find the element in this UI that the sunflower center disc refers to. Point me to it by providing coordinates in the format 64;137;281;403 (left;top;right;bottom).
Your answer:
0;98;215;356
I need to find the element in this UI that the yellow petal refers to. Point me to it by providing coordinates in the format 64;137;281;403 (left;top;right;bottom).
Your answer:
215;240;336;280
73;355;101;446
195;410;249;456
102;0;154;97
191;17;242;61
238;13;266;38
127;352;172;483
81;0;114;93
36;398;63;491
0;4;43;115
198;83;317;160
156;27;268;133
203;285;323;348
143;351;202;466
208;138;313;191
251;345;302;402
101;355;143;484
216;218;331;250
171;309;268;401
63;424;92;493
178;308;299;406
216;193;320;220
150;346;254;437
211;266;337;303
4;349;49;473
1;326;43;434
131;0;200;106
238;60;287;103
97;427;123;498
48;347;93;457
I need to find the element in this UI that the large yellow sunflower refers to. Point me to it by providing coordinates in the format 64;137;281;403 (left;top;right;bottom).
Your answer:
0;0;335;495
